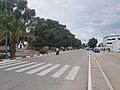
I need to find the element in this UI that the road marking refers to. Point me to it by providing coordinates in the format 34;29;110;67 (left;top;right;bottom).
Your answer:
0;60;14;64
0;60;21;66
15;63;45;72
93;53;114;90
4;62;37;71
51;65;70;78
65;66;79;80
88;51;92;90
34;55;38;57
26;64;53;74
0;61;29;69
16;57;22;59
37;64;60;76
26;56;31;58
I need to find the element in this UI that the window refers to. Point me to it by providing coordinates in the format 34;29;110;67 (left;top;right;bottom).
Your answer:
107;39;110;40
111;38;116;40
107;42;112;44
118;38;120;40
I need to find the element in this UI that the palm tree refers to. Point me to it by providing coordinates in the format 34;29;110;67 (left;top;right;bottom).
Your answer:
0;12;33;58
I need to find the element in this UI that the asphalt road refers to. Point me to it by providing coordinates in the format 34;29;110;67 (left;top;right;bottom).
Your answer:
1;50;120;90
0;50;89;90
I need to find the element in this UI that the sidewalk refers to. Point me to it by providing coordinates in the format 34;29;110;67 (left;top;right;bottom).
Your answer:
16;50;39;57
0;50;55;61
90;52;109;90
0;49;73;62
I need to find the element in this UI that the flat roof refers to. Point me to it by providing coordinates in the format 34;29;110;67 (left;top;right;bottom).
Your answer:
103;35;120;39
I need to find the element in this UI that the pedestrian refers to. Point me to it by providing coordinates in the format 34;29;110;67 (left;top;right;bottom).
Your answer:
108;48;110;52
56;48;59;55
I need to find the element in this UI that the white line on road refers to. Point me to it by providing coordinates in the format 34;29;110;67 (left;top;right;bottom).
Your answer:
0;60;14;64
37;64;60;76
4;62;37;71
51;65;70;78
88;51;92;90
0;60;21;66
15;63;45;72
26;64;53;74
26;56;31;58
34;55;38;57
16;57;22;59
0;61;29;69
65;66;79;80
93;53;114;90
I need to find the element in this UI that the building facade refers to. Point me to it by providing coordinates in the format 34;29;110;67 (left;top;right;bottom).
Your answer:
103;35;120;52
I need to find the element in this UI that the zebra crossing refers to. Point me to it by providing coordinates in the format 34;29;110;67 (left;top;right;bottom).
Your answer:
0;60;80;80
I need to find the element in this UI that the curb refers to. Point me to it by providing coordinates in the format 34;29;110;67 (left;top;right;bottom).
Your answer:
0;52;55;62
0;50;72;62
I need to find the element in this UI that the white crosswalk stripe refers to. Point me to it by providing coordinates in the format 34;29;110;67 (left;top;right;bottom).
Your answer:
0;60;80;80
37;64;60;76
4;62;37;71
0;60;21;66
51;65;70;78
26;64;53;74
0;61;29;69
15;63;45;72
65;66;80;80
0;60;17;63
0;60;14;64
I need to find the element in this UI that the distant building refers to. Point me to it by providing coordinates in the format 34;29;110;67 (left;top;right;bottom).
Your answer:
112;41;120;52
103;35;120;52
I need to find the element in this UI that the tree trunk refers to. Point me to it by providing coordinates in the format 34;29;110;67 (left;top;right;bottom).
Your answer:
9;36;16;58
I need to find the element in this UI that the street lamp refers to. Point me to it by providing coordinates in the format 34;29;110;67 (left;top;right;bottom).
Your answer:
5;0;8;58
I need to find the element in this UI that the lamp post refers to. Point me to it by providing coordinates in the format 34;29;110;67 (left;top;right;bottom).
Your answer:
5;0;7;13
5;0;8;58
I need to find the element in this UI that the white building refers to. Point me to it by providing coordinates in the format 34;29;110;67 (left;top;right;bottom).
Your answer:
17;41;28;50
112;41;120;52
103;35;120;52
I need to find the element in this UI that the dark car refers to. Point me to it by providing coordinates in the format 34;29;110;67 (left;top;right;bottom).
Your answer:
93;48;100;53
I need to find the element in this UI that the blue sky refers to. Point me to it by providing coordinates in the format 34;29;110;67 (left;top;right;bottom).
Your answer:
28;0;120;43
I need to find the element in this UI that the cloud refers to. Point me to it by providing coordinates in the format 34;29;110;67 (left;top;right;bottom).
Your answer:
28;0;120;43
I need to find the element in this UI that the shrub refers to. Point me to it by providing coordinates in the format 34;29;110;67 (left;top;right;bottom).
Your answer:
39;48;48;54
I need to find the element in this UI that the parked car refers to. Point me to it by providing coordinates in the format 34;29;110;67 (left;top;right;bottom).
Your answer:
93;48;100;53
86;47;89;50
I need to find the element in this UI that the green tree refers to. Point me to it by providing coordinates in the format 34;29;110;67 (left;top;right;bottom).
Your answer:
88;37;98;48
0;13;26;57
98;44;101;47
0;0;35;57
72;38;81;49
81;43;87;48
32;18;81;49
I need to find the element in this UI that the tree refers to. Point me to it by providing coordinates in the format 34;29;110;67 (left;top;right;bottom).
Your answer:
81;43;87;48
0;13;26;57
88;37;98;48
32;18;81;49
0;0;82;58
98;44;101;47
0;0;36;57
72;38;81;49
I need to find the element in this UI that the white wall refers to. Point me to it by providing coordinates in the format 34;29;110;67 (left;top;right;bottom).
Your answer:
112;41;120;52
17;41;28;50
103;35;120;50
